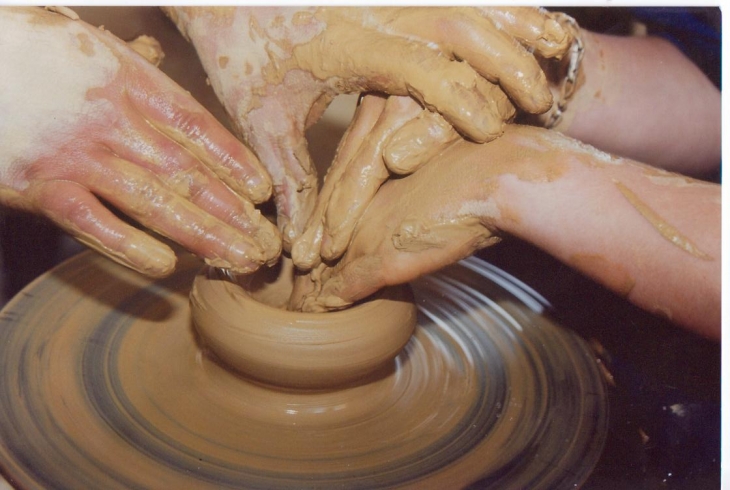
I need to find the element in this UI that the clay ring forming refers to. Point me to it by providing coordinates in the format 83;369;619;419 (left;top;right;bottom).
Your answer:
190;262;417;389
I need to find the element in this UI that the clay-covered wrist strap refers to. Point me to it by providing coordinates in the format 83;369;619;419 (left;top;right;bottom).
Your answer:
544;13;584;129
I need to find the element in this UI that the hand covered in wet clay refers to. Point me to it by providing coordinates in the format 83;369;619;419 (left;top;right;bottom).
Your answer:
293;125;720;340
290;133;507;312
164;6;573;248
291;9;577;268
0;7;280;277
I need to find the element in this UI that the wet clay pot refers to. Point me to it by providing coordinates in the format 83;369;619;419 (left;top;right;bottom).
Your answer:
190;259;417;389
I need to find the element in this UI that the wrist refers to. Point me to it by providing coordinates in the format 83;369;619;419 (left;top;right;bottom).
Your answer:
520;27;596;132
542;14;584;130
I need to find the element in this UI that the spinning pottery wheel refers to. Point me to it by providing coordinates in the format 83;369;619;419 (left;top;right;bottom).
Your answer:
0;251;607;489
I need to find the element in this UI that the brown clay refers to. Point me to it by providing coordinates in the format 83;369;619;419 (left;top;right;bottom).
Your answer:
190;258;417;388
0;9;612;487
0;251;607;489
614;180;712;259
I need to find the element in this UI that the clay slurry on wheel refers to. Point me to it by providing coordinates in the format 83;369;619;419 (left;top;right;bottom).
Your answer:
0;252;607;489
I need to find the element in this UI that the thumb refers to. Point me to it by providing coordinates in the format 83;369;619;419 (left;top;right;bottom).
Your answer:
312;255;387;311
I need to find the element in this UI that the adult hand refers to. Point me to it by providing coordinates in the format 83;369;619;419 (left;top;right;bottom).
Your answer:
291;8;576;268
290;134;507;312
164;6;573;247
293;124;720;341
291;94;436;269
0;7;280;277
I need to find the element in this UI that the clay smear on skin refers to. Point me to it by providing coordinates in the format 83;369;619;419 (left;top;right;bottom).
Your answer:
392;217;497;253
615;180;712;260
308;128;571;309
0;9;119;174
636;163;718;191
527;128;621;167
322;129;569;293
126;35;165;67
76;33;96;56
240;9;324;90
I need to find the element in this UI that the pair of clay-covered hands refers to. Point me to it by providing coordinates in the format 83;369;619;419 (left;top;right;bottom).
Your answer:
0;7;572;296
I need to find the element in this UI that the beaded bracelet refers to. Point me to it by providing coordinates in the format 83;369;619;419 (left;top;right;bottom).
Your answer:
544;13;585;129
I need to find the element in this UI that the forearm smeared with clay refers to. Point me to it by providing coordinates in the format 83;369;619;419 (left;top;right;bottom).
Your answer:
286;7;578;309
303;125;719;339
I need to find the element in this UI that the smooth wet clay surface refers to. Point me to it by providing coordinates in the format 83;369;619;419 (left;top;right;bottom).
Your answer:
190;258;417;388
0;251;606;489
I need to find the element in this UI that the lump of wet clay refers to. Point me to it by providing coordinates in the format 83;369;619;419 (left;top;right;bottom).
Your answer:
126;34;164;67
190;258;417;389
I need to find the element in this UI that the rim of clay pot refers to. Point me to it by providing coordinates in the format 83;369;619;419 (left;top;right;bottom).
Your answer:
190;263;417;389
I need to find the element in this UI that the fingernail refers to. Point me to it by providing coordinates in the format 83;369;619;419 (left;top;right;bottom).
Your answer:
384;138;433;175
320;232;346;263
205;239;266;274
124;241;177;277
244;174;272;204
544;17;571;50
470;112;504;143
384;135;419;174
291;223;323;270
255;222;283;267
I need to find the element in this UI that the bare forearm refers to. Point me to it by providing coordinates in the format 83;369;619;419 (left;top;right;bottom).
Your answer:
551;31;720;176
493;130;720;338
316;125;719;338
